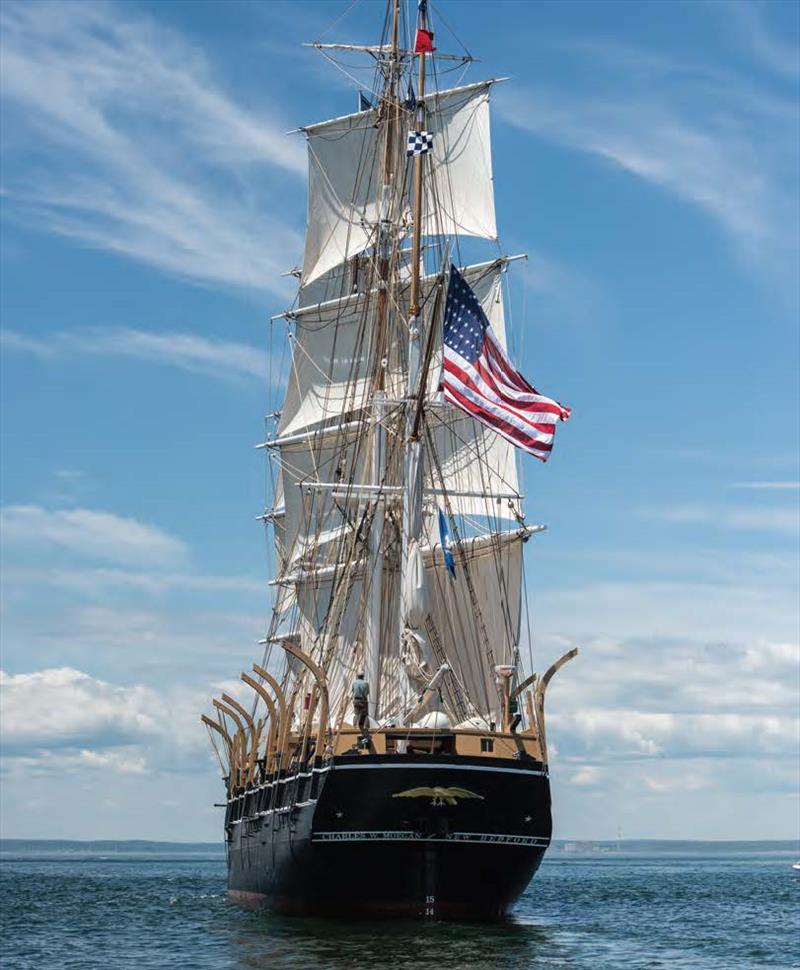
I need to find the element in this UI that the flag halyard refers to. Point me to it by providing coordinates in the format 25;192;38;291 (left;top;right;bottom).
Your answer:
441;266;570;462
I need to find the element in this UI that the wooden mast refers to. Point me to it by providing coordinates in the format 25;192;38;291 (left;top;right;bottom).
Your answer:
371;0;401;394
397;0;432;724
408;2;428;320
363;0;401;722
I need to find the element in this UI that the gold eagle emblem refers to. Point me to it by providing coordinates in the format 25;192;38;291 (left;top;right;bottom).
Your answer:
392;786;484;807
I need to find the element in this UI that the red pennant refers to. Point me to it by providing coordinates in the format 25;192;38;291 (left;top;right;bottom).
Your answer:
414;28;435;54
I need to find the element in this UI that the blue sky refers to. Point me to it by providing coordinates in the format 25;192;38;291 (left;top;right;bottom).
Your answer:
0;0;798;842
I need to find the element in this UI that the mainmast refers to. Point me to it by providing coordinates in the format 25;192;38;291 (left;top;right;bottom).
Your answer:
364;0;401;715
399;0;433;719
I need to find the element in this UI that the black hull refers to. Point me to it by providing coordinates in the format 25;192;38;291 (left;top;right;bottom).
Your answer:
225;754;551;920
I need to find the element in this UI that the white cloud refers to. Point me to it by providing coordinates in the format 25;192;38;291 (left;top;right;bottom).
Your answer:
1;563;264;598
550;708;797;759
1;327;264;382
0;505;189;568
641;771;709;794
538;577;796;644
570;765;603;787
0;667;160;751
535;632;799;786
0;666;228;779
0;0;305;296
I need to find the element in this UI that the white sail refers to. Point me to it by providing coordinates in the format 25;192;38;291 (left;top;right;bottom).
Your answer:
287;526;529;723
424;529;526;719
276;430;370;576
279;257;517;444
301;80;501;285
424;263;521;523
279;296;404;437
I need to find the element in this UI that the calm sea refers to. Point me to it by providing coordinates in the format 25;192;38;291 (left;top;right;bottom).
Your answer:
1;843;798;969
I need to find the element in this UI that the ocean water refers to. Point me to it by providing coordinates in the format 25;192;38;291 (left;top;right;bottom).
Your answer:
1;844;798;969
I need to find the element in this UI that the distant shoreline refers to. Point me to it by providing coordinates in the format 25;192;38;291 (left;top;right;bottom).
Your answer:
2;837;798;855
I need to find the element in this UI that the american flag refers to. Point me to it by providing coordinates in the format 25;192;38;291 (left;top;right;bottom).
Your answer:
441;266;570;462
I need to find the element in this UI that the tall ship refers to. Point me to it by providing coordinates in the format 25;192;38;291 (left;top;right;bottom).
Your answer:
202;0;576;920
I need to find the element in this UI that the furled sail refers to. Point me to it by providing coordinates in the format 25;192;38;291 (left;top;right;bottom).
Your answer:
301;80;500;286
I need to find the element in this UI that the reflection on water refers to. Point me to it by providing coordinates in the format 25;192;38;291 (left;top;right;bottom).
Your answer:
225;909;557;970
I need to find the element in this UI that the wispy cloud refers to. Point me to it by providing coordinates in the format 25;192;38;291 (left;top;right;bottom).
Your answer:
0;0;305;297
729;481;800;490
2;562;264;599
715;0;800;79
1;327;263;382
642;503;800;536
497;34;799;289
0;504;189;568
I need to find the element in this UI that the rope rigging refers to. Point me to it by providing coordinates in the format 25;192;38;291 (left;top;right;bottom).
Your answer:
249;0;542;756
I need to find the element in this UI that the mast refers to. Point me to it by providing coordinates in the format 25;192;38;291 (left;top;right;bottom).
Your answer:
364;0;401;716
273;8;520;728
409;2;427;324
399;0;432;720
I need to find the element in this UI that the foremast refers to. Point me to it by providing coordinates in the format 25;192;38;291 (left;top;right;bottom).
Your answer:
365;0;401;719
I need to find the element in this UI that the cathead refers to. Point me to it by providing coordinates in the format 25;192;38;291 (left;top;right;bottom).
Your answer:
202;0;577;921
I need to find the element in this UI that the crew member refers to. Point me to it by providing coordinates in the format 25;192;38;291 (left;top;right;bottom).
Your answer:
508;694;522;733
352;672;369;732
